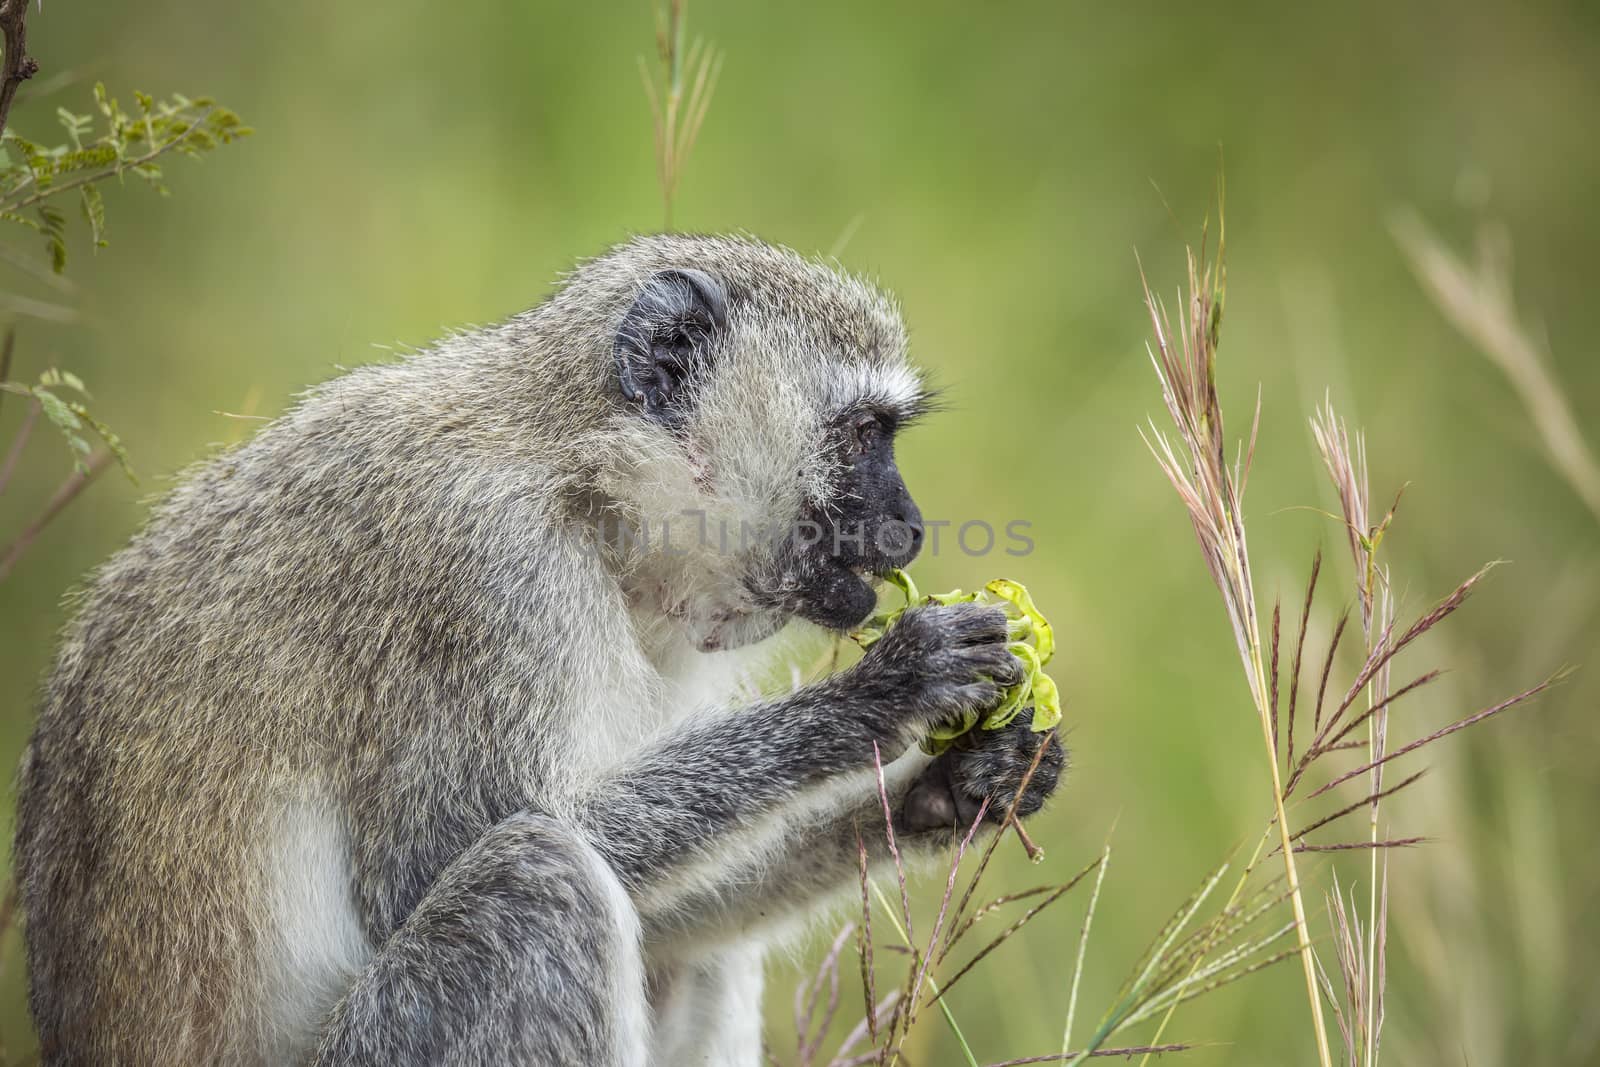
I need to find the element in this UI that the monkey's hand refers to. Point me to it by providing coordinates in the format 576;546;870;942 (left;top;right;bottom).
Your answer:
900;717;1065;834
849;602;1024;755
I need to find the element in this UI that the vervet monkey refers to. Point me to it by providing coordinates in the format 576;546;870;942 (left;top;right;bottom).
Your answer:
16;234;1064;1065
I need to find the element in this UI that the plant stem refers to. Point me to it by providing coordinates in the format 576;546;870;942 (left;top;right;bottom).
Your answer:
1361;576;1387;1067
0;445;110;582
1253;613;1334;1067
1215;508;1333;1067
0;395;37;496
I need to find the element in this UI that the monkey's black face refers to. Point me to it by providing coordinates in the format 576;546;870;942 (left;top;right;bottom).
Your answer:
610;262;926;640
780;408;925;632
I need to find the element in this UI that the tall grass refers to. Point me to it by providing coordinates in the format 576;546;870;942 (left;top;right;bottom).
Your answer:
1391;209;1600;529
1136;210;1566;1066
1137;212;1336;1066
771;739;1299;1067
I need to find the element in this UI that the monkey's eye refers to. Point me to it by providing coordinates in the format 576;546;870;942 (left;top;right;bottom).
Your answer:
848;413;884;455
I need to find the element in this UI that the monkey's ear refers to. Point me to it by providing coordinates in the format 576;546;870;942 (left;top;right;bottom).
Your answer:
614;268;729;428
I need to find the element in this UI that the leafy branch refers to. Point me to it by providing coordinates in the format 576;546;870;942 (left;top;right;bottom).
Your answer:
0;85;249;272
0;1;248;590
0;363;130;479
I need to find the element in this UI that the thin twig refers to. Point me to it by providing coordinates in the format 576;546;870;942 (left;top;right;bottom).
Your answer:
0;445;111;581
0;325;15;411
0;395;37;496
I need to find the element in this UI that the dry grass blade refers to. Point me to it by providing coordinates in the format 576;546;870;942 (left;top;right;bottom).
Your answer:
1285;550;1322;768
871;742;914;946
1270;599;1282;753
795;923;856;1066
903;803;990;1032
1288;770;1428;844
830;993;899;1067
943;882;1061;954
945;732;1057;954
1307;396;1398;1067
1327;880;1365;1066
1308;673;1566;800
1311;609;1349;737
928;856;1102;1007
855;830;878;1049
1391;208;1600;527
1294;837;1427;854
983;1045;1195;1066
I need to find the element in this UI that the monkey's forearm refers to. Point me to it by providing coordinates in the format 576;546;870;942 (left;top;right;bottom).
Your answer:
632;757;963;948
577;676;907;897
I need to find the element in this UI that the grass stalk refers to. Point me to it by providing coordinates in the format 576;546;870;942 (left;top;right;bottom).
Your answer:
1061;844;1110;1058
1140;217;1335;1067
868;880;980;1067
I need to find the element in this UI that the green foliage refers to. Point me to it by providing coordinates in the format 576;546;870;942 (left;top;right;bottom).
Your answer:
0;82;247;485
0;367;132;480
0;83;250;273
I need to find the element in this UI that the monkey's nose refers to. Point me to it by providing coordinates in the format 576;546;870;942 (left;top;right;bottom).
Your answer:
890;509;924;558
903;517;924;552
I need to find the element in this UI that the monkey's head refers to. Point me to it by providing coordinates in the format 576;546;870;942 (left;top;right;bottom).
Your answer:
586;235;929;651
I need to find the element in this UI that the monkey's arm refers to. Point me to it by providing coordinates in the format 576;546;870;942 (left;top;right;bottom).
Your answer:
574;604;1020;923
619;716;1064;950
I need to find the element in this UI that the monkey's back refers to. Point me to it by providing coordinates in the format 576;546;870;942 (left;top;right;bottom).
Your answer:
13;355;605;1064
17;452;316;1063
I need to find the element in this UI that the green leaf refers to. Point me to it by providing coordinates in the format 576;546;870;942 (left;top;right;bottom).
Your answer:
80;184;107;248
67;400;134;480
34;387;83;434
37;368;88;395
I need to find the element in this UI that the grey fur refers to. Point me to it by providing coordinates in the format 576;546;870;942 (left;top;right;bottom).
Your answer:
14;233;1064;1066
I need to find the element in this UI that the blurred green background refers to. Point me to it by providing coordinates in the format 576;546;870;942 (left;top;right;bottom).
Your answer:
1;1;1597;1063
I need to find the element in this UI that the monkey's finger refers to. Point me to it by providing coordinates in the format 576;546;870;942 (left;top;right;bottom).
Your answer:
929;602;1010;647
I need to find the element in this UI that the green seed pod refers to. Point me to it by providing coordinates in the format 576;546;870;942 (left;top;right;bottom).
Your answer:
850;569;1065;754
